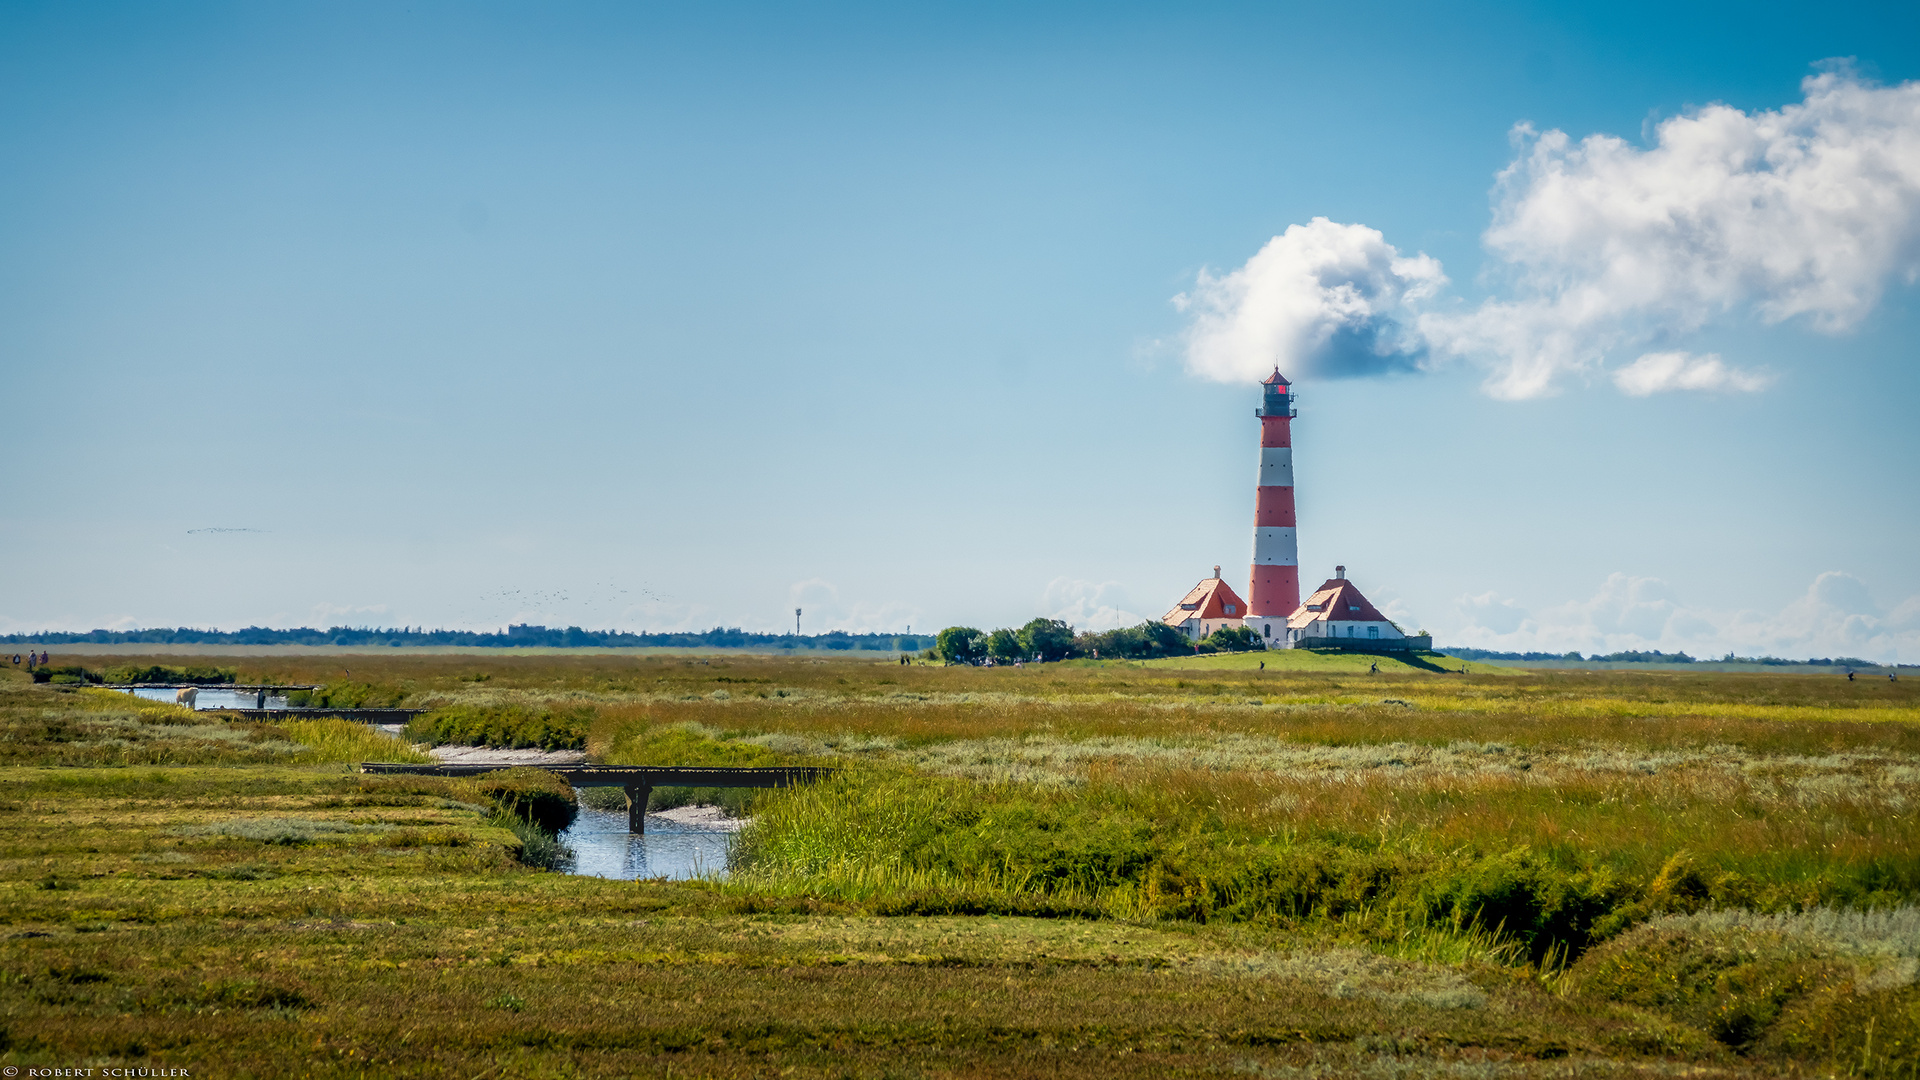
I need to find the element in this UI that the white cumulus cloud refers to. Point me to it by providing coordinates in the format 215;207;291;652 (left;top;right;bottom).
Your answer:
1175;218;1445;383
787;578;920;635
1041;577;1144;631
1612;351;1775;395
1184;69;1920;399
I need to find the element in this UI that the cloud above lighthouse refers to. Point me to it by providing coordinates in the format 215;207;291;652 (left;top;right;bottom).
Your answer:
1174;218;1445;382
1179;68;1920;399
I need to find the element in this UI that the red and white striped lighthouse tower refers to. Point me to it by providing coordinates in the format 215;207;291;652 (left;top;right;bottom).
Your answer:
1247;369;1299;646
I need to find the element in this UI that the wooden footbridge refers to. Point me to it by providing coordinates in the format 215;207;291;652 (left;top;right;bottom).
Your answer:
105;685;424;724
358;763;833;832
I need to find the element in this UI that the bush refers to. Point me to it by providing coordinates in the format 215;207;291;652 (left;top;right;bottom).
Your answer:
30;666;101;685
286;681;408;709
935;627;987;665
406;704;590;751
1019;618;1075;662
1417;846;1632;964
985;628;1022;662
100;665;236;685
1075;621;1195;660
607;722;777;768
1202;625;1261;652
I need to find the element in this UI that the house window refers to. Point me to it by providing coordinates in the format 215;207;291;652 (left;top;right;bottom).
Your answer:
1368;626;1379;639
1347;626;1355;637
1262;623;1270;637
1224;604;1234;614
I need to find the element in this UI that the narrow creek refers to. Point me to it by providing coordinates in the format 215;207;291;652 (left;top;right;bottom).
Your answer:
123;687;291;709
114;686;730;880
560;805;737;881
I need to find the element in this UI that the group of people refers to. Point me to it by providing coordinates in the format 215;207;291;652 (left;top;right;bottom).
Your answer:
12;650;49;668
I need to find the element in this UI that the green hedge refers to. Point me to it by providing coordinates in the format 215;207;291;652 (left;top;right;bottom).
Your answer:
406;704;591;751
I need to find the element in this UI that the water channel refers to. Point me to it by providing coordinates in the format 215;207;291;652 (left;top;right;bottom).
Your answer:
115;687;732;879
123;687;291;710
560;804;736;881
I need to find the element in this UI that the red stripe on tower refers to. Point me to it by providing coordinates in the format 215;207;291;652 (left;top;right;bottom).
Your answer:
1247;369;1299;643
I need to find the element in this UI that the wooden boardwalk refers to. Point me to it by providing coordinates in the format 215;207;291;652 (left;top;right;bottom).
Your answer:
358;763;834;832
213;707;426;723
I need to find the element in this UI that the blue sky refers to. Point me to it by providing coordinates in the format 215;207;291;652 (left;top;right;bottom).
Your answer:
4;1;1918;661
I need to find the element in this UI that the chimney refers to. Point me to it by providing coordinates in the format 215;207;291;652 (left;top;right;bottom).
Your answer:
1213;565;1221;579
1335;565;1346;580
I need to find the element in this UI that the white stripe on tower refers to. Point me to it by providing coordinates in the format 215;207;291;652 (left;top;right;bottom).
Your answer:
1252;528;1296;562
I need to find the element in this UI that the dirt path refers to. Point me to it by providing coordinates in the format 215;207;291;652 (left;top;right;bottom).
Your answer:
426;745;590;768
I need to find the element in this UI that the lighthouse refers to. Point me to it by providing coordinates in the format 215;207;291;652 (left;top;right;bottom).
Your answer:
1246;369;1298;646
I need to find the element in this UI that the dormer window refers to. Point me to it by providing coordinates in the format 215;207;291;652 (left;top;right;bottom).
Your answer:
1223;604;1235;614
1180;602;1198;610
1306;603;1323;612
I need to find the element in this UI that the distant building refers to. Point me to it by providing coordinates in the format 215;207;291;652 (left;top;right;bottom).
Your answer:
1280;565;1412;649
1162;566;1248;641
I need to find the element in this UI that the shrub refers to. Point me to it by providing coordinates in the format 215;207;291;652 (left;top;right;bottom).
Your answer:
100;665;236;685
1202;625;1261;652
606;722;777;768
31;666;101;685
985;628;1023;662
286;681;408;709
936;627;987;665
406;704;590;751
1019;618;1075;662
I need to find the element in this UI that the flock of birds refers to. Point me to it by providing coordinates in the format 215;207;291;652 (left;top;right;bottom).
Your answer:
455;582;668;626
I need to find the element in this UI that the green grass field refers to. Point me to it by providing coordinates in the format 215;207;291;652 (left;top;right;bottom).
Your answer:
2;653;1917;1077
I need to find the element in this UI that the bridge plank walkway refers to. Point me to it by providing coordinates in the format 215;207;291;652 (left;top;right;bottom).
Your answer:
358;763;833;832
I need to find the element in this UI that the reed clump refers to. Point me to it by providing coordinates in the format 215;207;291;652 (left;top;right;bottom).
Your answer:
278;717;432;765
404;703;591;751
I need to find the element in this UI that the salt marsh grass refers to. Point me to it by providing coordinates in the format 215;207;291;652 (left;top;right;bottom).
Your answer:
279;717;432;764
4;652;1917;1076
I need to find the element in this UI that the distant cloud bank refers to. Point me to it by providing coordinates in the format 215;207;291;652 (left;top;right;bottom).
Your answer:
1447;571;1920;664
1181;68;1920;399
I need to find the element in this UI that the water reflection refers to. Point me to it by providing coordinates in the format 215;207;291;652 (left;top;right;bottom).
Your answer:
122;688;290;710
561;805;735;881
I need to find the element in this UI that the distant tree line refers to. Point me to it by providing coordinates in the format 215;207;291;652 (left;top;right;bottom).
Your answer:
1;624;934;652
1440;646;1886;666
930;619;1261;664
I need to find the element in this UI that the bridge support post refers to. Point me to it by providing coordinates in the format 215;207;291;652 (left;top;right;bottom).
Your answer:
625;784;652;834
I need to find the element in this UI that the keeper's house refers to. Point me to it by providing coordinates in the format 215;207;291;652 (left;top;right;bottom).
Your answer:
1162;566;1248;642
1282;566;1428;651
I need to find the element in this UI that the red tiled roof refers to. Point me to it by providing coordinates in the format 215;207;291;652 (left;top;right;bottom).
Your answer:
1161;575;1250;626
1285;576;1392;629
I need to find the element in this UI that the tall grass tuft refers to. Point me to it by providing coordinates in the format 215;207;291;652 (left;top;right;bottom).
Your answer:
281;718;432;765
406;703;590;751
491;811;574;871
